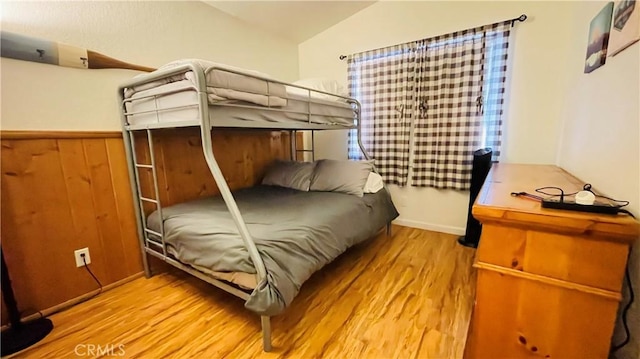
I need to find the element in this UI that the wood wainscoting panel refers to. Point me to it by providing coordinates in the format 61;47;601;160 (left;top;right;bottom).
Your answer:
105;138;144;277
1;129;294;323
133;128;294;211
1;135;143;323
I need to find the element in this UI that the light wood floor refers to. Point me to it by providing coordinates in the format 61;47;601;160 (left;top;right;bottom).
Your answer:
12;226;476;358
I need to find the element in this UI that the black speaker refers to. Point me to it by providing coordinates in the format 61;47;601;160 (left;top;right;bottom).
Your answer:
458;148;493;248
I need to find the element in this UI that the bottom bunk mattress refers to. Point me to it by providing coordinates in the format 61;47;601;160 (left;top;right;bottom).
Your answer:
147;185;399;316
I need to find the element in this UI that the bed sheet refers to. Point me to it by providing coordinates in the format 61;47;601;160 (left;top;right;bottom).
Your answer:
147;185;399;315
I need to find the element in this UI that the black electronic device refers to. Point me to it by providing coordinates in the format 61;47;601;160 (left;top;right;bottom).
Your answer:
541;198;621;214
458;148;493;248
535;183;628;216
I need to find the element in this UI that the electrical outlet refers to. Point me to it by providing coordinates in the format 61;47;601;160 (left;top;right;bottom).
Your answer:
74;248;91;267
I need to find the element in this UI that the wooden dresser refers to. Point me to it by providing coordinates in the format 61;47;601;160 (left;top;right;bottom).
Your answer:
464;164;639;358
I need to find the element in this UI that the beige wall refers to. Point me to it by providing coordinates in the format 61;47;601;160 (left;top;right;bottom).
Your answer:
557;2;639;358
300;1;639;356
298;1;577;234
0;1;299;131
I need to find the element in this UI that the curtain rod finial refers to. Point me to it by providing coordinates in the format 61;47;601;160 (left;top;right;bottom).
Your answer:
511;14;527;27
339;55;347;60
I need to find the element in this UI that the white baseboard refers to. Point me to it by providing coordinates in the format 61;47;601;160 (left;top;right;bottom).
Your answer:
393;218;465;236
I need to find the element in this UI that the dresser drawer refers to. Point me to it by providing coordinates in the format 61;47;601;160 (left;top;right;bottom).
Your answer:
465;267;619;359
476;224;629;291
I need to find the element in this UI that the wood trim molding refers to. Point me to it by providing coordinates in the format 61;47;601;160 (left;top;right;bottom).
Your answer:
0;130;122;140
0;272;144;331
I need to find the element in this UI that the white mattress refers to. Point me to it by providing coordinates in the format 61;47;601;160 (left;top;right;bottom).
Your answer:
125;80;356;128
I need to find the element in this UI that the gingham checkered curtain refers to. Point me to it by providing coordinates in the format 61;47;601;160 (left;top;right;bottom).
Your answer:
411;21;511;190
347;44;415;186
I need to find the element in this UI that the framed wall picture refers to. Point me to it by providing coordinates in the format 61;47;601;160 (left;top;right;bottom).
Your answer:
584;2;614;73
609;0;639;56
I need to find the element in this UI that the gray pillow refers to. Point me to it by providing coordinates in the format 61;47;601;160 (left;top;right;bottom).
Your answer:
309;159;374;197
262;160;316;191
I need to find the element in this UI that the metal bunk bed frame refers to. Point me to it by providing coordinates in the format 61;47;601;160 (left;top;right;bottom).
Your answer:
117;63;372;352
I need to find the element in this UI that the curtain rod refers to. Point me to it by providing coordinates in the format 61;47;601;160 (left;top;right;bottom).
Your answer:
338;14;527;61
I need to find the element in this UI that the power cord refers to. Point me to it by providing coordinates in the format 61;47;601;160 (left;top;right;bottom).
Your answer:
535;186;578;201
618;209;636;219
610;249;635;354
39;254;103;319
81;254;103;292
535;184;630;207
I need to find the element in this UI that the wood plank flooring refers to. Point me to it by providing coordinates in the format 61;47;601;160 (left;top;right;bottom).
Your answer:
10;226;476;358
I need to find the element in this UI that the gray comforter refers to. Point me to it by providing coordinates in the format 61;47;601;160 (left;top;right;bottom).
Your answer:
147;185;398;316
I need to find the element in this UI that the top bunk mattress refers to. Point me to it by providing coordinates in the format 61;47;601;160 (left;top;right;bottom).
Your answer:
122;59;357;129
124;59;288;107
146;185;399;316
125;80;356;128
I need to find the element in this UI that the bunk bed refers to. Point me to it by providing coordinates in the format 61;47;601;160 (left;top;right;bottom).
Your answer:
117;60;398;351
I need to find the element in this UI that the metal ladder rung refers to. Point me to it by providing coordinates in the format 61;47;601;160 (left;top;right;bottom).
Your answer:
146;239;164;251
140;197;158;204
144;228;163;237
135;163;153;169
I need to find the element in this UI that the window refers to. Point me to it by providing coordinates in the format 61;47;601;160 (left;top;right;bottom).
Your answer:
348;21;512;190
347;44;415;186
